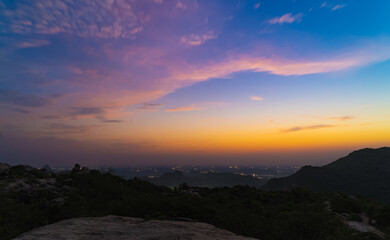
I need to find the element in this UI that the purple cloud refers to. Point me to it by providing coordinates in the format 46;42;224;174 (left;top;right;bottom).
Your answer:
0;0;143;38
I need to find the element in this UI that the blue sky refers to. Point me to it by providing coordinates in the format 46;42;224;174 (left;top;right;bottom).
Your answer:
0;0;389;167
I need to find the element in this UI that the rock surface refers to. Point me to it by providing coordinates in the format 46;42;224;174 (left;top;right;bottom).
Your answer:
346;214;385;238
14;215;257;240
347;221;384;238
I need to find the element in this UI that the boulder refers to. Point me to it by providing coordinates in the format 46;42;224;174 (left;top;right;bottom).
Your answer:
14;215;256;240
0;163;10;175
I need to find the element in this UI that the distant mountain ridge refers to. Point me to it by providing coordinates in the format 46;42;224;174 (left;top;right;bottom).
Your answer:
146;170;266;188
263;147;390;202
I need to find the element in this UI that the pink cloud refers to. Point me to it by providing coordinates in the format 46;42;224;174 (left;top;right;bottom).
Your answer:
58;40;390;121
269;13;303;24
17;37;389;126
166;41;390;83
166;102;224;112
167;57;357;83
180;31;217;46
176;1;187;9
166;105;200;112
250;96;264;101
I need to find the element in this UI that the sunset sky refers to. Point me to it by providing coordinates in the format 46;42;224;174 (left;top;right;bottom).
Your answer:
1;0;390;167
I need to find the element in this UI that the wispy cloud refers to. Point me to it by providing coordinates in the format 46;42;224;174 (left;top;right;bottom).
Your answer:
16;38;387;125
16;40;50;48
168;40;390;83
69;107;105;117
253;2;261;9
166;102;223;112
137;103;163;111
313;115;354;121
67;106;124;123
269;13;303;24
99;119;123;123
180;31;217;46
29;31;387;125
250;96;264;101
169;57;359;81
332;4;346;10
166;105;200;112
1;0;388;133
281;124;334;133
328;115;354;121
321;2;346;11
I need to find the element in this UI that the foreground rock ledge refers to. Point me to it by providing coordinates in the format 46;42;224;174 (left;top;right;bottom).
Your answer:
14;215;257;240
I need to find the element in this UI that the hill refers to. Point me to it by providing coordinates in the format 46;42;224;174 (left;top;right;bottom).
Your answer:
1;161;390;240
146;170;266;188
263;147;390;202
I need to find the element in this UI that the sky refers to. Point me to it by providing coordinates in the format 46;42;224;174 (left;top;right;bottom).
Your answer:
0;0;390;167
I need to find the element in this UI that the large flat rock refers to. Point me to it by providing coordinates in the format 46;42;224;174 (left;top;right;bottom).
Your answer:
14;215;257;240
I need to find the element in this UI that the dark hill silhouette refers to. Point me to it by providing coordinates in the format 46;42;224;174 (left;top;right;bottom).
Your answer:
2;162;390;239
263;147;390;202
146;170;266;188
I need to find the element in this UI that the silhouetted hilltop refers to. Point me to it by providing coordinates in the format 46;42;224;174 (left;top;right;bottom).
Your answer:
263;147;390;202
1;162;390;240
152;170;187;186
146;170;266;188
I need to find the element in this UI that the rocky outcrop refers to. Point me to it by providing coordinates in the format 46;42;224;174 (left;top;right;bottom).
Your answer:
0;162;10;175
347;221;384;238
14;215;256;240
0;163;68;210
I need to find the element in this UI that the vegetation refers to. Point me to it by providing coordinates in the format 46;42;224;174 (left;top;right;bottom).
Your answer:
1;166;390;240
